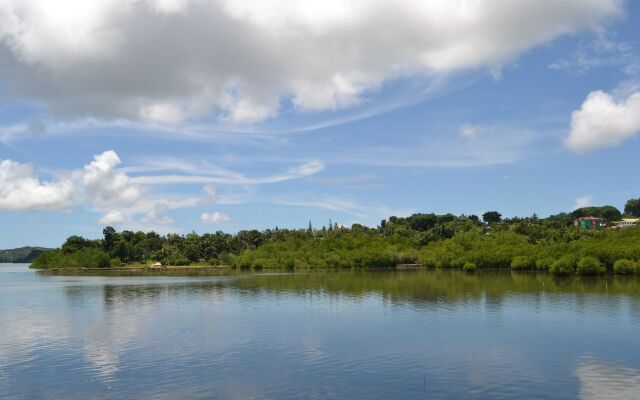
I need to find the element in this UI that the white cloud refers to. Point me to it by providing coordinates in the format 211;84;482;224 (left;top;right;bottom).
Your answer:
201;211;230;224
289;160;324;176
131;159;324;185
573;195;594;210
82;150;143;208
202;184;217;202
0;159;75;211
549;28;639;75
0;0;622;125
566;89;640;152
0;147;332;230
460;123;491;140
99;209;124;225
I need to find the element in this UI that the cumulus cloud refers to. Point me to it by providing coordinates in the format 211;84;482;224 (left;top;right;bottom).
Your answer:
201;211;230;224
82;150;143;208
0;148;326;229
566;89;640;152
99;210;125;225
0;0;622;125
0;159;75;211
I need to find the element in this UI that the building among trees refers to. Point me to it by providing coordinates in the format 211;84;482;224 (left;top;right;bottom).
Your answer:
614;219;640;229
575;216;605;230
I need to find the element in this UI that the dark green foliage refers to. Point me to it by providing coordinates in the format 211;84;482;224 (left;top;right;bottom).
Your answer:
165;257;190;266
61;236;98;253
482;211;502;224
571;205;622;221
625;198;640;217
32;249;110;269
29;199;640;275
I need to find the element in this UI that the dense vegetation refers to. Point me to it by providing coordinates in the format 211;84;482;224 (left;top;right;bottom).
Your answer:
0;247;53;263
31;202;640;276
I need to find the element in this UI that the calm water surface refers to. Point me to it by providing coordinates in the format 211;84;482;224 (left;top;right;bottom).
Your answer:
1;263;640;399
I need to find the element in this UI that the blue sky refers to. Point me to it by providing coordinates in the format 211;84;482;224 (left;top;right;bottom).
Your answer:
1;0;639;248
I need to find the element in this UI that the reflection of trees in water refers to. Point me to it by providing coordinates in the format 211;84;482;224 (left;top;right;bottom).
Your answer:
59;270;640;310
64;285;101;306
63;281;231;307
101;283;229;309
225;270;640;308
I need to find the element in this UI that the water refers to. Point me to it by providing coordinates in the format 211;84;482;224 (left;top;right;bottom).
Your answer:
1;263;640;399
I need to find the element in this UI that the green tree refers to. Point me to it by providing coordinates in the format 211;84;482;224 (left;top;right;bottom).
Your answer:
571;206;622;221
103;226;116;252
624;198;640;217
61;236;95;254
482;211;502;224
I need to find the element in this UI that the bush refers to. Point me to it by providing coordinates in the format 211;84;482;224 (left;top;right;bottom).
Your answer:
31;251;61;269
31;249;110;269
535;257;555;271
576;256;605;275
613;259;637;275
511;256;535;270
165;257;190;266
463;262;477;272
109;258;122;267
549;255;576;276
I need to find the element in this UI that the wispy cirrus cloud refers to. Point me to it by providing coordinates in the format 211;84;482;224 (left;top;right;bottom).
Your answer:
573;195;594;210
130;159;324;185
550;28;640;76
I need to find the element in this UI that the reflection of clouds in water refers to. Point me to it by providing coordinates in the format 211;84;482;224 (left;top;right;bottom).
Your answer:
302;337;326;364
80;282;241;386
81;288;160;384
577;357;640;400
0;310;73;383
83;340;119;382
456;345;545;396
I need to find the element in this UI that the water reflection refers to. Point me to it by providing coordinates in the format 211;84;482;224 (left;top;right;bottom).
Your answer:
2;265;640;399
577;358;640;400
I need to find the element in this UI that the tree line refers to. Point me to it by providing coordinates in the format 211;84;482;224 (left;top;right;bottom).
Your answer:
32;198;640;276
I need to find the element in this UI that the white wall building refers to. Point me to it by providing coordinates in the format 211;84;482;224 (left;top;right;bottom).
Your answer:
614;219;640;229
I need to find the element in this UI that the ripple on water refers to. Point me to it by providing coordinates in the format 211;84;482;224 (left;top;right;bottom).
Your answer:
2;266;640;399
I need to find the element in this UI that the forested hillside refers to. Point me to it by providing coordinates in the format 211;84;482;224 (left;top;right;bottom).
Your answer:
30;199;640;276
0;247;54;263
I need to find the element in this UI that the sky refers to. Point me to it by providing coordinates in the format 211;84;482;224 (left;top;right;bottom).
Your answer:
0;0;639;248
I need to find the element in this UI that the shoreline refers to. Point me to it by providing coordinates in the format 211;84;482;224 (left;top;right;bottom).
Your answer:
35;265;233;272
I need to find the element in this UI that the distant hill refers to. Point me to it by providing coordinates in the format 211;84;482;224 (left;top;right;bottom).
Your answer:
0;247;55;263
